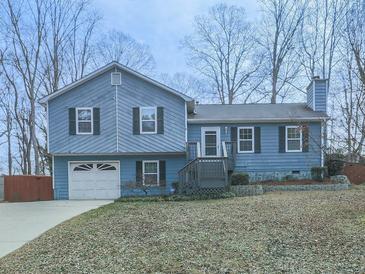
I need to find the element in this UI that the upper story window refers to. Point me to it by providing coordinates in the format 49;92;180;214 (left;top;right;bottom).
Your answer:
238;127;254;153
286;126;302;152
76;107;93;134
140;107;157;134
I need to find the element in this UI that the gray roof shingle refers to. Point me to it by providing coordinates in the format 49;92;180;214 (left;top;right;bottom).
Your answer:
188;103;328;123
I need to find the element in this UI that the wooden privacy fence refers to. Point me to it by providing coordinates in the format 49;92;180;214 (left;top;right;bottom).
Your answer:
344;163;365;185
4;175;53;202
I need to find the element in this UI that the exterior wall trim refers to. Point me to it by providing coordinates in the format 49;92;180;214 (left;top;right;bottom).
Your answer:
53;152;186;156
201;126;221;157
188;117;329;124
75;107;94;135
142;160;160;186
47;101;50;153
285;125;303;153
237;126;255;153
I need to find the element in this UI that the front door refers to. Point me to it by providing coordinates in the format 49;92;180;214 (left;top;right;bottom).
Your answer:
201;127;221;157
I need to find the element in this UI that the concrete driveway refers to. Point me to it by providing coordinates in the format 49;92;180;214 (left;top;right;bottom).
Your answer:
0;200;113;258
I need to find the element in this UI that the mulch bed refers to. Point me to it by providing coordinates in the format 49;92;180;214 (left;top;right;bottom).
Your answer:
259;178;333;186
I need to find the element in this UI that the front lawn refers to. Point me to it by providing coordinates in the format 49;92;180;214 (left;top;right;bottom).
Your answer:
1;186;364;273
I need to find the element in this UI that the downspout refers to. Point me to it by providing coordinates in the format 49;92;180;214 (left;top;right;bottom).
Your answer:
115;67;119;152
184;101;188;143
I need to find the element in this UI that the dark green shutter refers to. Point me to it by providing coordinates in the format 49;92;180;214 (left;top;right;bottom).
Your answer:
231;127;238;153
69;108;76;135
254;127;261;153
136;161;142;185
302;125;309;152
231;127;237;142
157;107;164;134
279;126;285;153
132;107;140;135
93;108;100;135
159;160;166;186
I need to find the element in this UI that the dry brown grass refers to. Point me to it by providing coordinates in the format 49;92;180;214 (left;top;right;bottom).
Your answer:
1;186;364;273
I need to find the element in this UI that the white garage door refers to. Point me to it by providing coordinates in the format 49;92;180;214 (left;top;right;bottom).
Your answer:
69;162;120;200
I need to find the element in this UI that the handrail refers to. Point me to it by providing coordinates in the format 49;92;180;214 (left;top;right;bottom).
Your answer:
178;157;199;174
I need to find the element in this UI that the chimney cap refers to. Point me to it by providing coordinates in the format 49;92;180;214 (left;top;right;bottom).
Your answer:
312;76;320;80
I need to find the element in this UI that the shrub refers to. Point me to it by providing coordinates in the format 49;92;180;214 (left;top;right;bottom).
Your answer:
283;175;295;181
171;181;179;194
311;166;327;182
230;173;249;185
325;153;345;176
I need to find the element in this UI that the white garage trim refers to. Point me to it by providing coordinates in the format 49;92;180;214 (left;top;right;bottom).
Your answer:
67;160;121;200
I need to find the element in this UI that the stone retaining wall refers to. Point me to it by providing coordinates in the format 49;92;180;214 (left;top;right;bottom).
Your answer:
230;185;264;196
230;182;350;196
262;183;350;193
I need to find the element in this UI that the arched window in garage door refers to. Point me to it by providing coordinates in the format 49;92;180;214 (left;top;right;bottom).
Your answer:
97;163;117;171
73;164;93;171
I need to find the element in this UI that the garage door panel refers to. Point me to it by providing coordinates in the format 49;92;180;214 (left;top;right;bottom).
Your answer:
69;162;120;200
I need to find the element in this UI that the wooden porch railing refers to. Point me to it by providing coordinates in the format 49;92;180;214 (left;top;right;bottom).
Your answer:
223;141;237;171
179;141;236;195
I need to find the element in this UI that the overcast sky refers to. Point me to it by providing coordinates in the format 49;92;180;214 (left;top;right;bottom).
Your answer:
93;0;260;75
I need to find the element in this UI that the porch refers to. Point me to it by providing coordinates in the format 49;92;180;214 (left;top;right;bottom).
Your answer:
178;141;236;195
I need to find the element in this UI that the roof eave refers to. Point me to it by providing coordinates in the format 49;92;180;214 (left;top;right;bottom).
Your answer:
187;117;329;124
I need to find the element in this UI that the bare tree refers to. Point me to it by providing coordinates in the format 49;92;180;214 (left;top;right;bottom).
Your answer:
0;0;99;175
94;30;155;74
159;72;210;103
42;0;100;95
336;0;365;159
335;51;365;160
346;0;365;88
0;0;48;174
39;0;99;174
299;0;345;81
0;89;13;175
183;4;262;104
259;0;306;103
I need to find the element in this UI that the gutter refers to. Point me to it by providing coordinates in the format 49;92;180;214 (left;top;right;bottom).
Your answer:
187;117;330;124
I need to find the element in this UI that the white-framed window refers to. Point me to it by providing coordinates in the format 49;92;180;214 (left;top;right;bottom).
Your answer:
140;107;157;134
286;126;302;152
76;107;93;134
238;127;254;153
142;160;159;186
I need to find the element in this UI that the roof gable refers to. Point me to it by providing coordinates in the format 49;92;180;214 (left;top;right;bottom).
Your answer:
40;62;193;104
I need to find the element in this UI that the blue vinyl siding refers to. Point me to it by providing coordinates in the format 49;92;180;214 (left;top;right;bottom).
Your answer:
117;68;186;152
188;122;322;173
49;70;116;153
306;79;327;112
314;80;327;112
48;67;186;154
53;155;186;199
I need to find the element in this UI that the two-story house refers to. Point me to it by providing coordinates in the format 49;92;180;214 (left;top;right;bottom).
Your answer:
40;62;328;200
